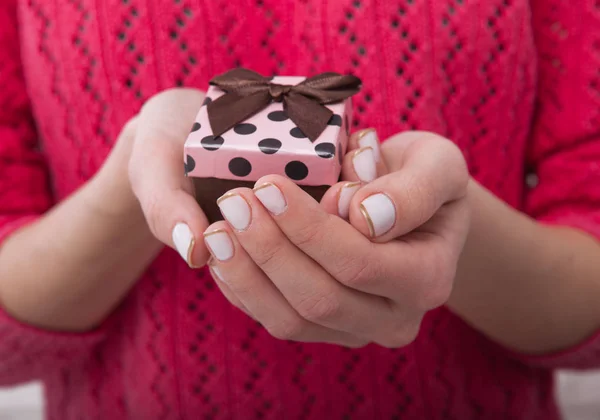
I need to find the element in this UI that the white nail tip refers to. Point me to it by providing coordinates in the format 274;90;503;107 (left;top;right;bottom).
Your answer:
358;130;381;163
218;194;251;231
204;230;234;262
255;184;287;215
172;223;194;264
338;183;361;219
361;193;396;237
353;147;377;183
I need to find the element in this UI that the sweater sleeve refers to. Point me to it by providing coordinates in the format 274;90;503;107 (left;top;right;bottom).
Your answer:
514;0;600;370
0;1;106;386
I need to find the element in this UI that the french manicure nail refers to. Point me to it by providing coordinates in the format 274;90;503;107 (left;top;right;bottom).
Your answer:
358;129;381;163
172;223;195;266
337;182;361;219
217;193;251;231
204;229;234;262
352;147;377;183
360;193;396;237
254;183;287;215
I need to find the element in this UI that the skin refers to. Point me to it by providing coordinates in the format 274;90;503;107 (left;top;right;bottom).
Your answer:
0;88;599;355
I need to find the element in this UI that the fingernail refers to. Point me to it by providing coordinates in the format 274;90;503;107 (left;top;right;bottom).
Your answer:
204;229;234;262
337;182;361;219
357;129;381;163
217;193;251;231
254;183;287;215
352;147;377;183
172;223;195;266
209;263;227;284
360;193;396;237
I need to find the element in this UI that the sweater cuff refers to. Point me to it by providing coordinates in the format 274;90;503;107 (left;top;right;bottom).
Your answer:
0;302;107;384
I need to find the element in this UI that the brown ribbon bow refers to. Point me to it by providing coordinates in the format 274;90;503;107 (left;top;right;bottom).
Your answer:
207;68;362;142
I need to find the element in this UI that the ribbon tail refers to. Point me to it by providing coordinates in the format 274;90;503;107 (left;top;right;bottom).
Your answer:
285;92;333;142
207;91;272;137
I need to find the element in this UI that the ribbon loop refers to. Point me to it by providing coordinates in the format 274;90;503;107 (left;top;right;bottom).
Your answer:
207;68;362;142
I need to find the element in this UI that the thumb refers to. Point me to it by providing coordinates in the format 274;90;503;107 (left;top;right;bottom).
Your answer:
129;88;211;267
347;131;469;241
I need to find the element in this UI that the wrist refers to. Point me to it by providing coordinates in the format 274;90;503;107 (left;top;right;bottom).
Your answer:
84;167;144;221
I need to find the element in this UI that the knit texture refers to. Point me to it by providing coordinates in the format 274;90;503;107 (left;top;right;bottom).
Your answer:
1;0;600;419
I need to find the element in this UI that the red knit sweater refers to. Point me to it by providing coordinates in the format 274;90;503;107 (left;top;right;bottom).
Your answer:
2;0;600;419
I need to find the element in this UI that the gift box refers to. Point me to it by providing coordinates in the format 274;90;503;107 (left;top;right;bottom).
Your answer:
184;68;361;222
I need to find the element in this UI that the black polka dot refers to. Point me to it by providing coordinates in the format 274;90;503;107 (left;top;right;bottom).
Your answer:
229;157;252;177
344;114;350;136
338;142;344;165
184;155;196;175
258;138;282;154
285;161;309;180
234;123;257;135
203;97;212;106
191;122;201;132
315;143;336;159
290;127;307;138
267;110;289;122
328;114;343;126
201;135;225;151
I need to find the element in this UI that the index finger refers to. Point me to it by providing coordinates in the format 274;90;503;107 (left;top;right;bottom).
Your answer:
252;175;388;291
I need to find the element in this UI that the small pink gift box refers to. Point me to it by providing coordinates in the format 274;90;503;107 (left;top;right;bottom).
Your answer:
183;71;359;222
184;76;353;185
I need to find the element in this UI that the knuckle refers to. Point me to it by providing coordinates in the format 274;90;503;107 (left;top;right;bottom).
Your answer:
250;235;288;272
416;251;455;310
295;292;341;324
267;318;307;341
335;254;377;288
405;176;437;225
286;211;329;249
290;223;325;249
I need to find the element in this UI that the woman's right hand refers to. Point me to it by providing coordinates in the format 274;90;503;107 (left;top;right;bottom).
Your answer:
127;88;211;268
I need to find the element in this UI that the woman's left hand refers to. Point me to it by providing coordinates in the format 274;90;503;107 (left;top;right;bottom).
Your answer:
204;130;470;348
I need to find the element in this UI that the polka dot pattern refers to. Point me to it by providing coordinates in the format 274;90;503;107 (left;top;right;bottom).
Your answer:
201;135;225;151
191;122;201;132
202;97;212;106
315;143;336;159
229;157;252;177
290;127;307;138
184;155;196;175
188;80;351;188
258;138;282;154
267;110;289;122
328;114;343;126
234;123;257;135
285;161;309;180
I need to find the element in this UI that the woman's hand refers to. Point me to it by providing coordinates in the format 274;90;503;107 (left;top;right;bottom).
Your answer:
204;130;470;347
128;88;211;268
0;88;210;331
